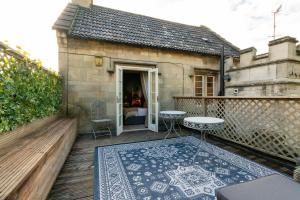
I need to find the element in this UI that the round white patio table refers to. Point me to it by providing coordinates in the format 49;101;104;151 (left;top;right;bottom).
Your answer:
183;117;224;140
159;111;186;139
183;117;224;164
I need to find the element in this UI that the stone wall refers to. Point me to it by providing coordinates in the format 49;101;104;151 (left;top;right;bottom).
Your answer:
225;36;300;96
56;31;220;133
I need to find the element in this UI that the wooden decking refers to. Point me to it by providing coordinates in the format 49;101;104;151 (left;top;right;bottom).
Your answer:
0;118;77;200
47;130;295;200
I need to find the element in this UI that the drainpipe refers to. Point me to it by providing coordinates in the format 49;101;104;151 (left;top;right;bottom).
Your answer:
218;45;225;96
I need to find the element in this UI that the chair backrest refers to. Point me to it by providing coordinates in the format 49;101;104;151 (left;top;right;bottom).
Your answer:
90;100;106;120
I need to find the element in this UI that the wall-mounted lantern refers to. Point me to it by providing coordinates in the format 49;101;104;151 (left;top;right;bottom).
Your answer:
95;56;103;67
224;74;231;82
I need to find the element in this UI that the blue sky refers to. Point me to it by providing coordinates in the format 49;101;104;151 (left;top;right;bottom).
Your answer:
0;0;299;71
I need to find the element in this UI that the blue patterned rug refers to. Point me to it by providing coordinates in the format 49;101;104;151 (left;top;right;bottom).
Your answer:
94;136;276;200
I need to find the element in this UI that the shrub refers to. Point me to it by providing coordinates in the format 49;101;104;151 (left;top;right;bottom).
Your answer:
0;46;62;133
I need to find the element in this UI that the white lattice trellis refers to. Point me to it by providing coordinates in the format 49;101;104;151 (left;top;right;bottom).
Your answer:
175;97;300;162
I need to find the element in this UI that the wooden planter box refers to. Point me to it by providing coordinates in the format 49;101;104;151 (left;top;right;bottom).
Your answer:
0;116;77;200
0;115;60;150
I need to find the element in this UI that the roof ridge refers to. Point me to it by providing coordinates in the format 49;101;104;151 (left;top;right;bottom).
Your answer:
89;4;239;51
90;4;203;29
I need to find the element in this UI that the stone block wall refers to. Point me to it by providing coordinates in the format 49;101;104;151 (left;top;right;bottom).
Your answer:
225;36;300;96
56;31;220;133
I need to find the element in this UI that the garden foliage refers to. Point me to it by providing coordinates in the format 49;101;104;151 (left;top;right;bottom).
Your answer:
0;46;62;133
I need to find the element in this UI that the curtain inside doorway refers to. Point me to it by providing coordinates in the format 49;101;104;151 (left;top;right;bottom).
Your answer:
140;72;148;127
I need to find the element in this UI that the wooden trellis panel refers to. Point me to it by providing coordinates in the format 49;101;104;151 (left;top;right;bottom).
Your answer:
174;97;300;162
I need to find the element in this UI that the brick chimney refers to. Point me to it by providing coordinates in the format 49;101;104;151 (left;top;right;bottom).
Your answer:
72;0;93;8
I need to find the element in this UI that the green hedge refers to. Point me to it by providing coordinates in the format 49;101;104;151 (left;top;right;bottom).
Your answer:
0;47;62;133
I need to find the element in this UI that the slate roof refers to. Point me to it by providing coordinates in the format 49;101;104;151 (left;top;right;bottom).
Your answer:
53;3;239;56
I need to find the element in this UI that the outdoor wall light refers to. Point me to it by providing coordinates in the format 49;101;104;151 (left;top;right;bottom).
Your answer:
224;74;231;82
95;56;103;67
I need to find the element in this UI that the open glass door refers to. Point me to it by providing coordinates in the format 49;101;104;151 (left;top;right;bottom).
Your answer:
116;66;123;135
148;68;159;132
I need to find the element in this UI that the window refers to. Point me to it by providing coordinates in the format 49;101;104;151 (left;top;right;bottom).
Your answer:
206;76;215;96
194;75;203;96
194;69;215;97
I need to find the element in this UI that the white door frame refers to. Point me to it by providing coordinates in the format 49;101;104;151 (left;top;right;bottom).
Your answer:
148;68;159;132
116;66;123;136
115;65;159;135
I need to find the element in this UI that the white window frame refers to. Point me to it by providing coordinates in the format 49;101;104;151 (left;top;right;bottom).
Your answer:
194;71;216;97
206;76;215;97
194;74;204;97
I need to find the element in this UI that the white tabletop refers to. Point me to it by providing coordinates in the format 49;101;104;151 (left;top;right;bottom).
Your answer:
184;117;224;124
160;111;186;115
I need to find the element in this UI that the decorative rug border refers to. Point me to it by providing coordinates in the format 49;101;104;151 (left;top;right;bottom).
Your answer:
94;136;280;200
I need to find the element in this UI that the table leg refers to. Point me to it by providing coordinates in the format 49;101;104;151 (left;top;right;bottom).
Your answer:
164;126;171;139
173;120;182;138
162;118;169;132
192;130;215;165
175;119;182;133
192;130;203;165
164;119;182;139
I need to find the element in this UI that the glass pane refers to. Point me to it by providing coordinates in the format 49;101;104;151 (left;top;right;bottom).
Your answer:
195;75;203;97
207;87;213;93
151;104;156;124
195;81;202;88
195;88;202;95
207;76;213;82
119;115;122;126
152;103;156;113
152;94;156;103
206;76;214;96
152;115;156;124
151;72;155;92
195;75;203;82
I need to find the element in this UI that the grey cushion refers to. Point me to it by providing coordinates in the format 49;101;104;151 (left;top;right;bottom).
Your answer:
296;157;300;166
215;174;300;200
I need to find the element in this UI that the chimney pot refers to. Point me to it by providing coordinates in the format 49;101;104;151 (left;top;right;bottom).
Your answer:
72;0;93;8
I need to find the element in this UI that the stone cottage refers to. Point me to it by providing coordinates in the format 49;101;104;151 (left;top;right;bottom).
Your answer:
53;0;239;134
225;36;300;96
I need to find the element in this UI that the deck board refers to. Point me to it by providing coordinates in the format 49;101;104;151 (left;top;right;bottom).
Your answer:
47;130;295;200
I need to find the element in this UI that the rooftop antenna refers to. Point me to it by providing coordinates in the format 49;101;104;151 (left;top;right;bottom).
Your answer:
272;4;282;40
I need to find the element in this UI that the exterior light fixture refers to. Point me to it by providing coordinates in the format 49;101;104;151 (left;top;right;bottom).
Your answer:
95;56;103;67
224;74;231;82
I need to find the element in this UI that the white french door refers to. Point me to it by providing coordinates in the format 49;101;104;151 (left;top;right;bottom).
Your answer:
116;65;159;135
148;68;159;132
116;67;123;136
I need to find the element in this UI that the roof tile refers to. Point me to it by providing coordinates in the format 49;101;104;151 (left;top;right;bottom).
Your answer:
53;3;239;56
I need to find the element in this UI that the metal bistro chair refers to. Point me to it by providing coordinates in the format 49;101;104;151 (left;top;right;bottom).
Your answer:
90;101;112;139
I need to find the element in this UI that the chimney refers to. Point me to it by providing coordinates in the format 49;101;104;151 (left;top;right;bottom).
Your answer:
72;0;93;8
268;36;298;60
239;47;256;66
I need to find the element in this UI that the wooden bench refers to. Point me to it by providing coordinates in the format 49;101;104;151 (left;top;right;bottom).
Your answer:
0;118;77;200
